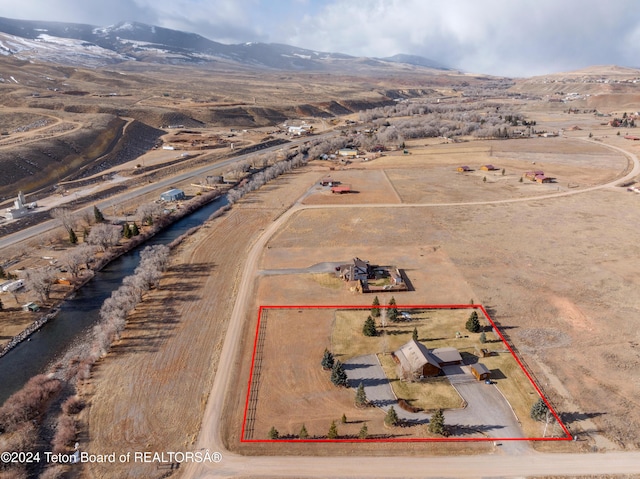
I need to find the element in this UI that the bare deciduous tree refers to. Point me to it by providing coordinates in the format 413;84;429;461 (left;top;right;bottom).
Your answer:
51;207;79;233
25;267;58;302
136;202;164;225
59;244;96;278
86;224;120;251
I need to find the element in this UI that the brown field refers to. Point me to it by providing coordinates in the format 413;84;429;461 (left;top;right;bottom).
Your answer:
247;305;541;442
81;167;323;479
221;131;640;455
4;73;639;477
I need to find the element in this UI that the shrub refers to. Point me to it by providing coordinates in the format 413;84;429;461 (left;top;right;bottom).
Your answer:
268;426;279;439
530;398;549;422
61;396;85;415
0;375;62;433
384;406;399;427
371;296;381;318
330;361;348;387
355;382;368;407
327;421;338;439
428;409;448;436
362;315;377;337
51;415;76;453
321;349;334;370
465;310;480;333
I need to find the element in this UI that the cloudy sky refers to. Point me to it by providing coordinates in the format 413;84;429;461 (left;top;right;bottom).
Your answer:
0;0;639;77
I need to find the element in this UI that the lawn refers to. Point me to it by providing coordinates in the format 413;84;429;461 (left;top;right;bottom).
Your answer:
331;306;546;435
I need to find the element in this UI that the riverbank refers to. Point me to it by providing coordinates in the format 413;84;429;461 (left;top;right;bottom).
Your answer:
0;189;225;363
83;165;322;479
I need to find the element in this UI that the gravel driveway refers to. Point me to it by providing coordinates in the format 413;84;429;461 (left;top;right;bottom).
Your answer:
344;355;530;453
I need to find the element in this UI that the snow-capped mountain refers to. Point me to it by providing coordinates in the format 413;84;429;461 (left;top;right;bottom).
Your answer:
0;16;451;71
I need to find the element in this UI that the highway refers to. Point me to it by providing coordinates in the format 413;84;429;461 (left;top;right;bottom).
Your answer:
0;136;316;249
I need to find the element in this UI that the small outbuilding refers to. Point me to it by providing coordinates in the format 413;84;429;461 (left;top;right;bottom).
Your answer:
480;164;498;171
470;363;491;381
160;188;186;202
524;170;544;181
22;302;40;312
457;166;472;172
338;148;359;157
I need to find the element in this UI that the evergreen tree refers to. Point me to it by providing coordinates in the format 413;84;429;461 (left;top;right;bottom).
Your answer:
68;229;78;245
122;223;132;239
428;409;447;436
341;413;347;424
330;360;348;387
363;315;377;337
299;424;308;439
388;297;398;322
371;295;381;318
412;327;418;341
465;310;481;333
0;265;5;279
93;205;104;223
479;332;487;343
327;421;338;439
384;406;399;427
358;423;368;439
131;222;140;236
268;426;279;439
321;349;335;370
355;382;368;407
530;398;549;422
0;298;3;310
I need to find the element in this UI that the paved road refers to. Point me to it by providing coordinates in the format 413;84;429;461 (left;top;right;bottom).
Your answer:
180;137;640;478
0;134;330;249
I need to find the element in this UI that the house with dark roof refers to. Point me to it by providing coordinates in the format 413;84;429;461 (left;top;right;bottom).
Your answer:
393;340;463;381
393;339;441;380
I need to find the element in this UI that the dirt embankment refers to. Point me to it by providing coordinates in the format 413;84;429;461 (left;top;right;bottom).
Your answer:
0;114;123;199
64;120;165;181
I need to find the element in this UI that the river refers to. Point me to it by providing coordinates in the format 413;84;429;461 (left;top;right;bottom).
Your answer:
0;196;228;404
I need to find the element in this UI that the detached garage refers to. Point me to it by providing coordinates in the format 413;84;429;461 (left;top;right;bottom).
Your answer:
160;188;186;202
471;363;491;381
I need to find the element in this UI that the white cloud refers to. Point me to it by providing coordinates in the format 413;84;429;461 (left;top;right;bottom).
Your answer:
0;0;639;75
282;0;640;76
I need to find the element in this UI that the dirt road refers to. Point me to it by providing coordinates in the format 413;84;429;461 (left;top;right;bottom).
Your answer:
182;137;640;478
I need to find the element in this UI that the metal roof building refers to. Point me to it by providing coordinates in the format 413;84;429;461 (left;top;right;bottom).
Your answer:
160;188;186;202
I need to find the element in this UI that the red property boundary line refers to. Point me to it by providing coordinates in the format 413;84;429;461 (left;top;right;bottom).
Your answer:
241;304;573;443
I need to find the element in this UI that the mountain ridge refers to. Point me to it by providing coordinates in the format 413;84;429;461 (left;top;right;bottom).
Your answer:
0;16;452;72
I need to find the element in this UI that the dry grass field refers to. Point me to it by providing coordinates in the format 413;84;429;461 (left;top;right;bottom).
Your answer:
220;129;640;454
5;60;640;478
239;297;547;445
81;167;323;479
